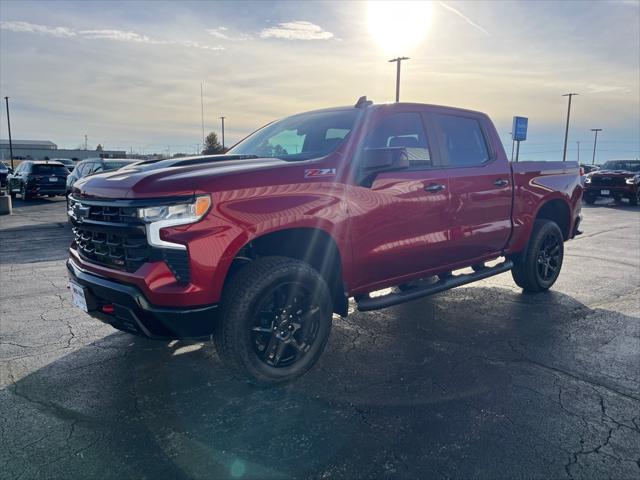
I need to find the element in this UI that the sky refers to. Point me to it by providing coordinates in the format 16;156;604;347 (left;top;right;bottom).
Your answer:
0;0;638;162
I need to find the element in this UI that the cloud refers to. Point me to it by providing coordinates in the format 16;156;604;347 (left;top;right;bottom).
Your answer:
437;2;490;36
206;27;230;40
0;20;76;38
79;29;160;44
259;21;334;40
1;20;223;50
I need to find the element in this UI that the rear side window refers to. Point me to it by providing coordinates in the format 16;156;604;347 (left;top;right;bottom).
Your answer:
364;112;431;168
434;114;490;167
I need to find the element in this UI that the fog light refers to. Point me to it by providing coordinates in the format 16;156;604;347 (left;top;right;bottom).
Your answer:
102;304;115;314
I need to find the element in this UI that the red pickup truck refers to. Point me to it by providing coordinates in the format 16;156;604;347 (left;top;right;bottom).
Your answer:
67;99;583;384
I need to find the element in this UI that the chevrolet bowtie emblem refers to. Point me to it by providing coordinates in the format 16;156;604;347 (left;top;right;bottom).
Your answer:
73;203;90;222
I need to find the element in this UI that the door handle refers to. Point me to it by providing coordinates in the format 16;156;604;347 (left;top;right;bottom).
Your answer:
493;178;509;187
424;183;446;193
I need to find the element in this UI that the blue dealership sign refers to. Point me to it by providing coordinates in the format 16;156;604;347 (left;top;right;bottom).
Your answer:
512;116;528;141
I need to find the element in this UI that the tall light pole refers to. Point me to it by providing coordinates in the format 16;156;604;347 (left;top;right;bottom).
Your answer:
4;97;14;170
388;57;409;102
220;116;226;151
576;140;580;163
591;128;602;165
200;82;205;150
562;93;578;162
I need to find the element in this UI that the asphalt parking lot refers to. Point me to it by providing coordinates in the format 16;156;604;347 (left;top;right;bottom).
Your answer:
1;196;638;479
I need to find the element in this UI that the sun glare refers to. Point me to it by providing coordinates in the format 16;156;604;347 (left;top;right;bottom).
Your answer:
367;1;432;55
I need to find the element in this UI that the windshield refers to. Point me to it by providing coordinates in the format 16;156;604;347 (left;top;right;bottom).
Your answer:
601;160;640;172
32;164;68;175
228;109;360;161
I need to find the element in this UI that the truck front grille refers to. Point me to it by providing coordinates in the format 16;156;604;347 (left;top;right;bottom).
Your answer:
72;224;152;272
590;176;626;187
69;196;191;282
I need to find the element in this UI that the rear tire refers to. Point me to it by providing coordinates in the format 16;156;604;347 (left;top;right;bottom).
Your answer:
20;184;31;201
214;256;333;386
511;219;564;292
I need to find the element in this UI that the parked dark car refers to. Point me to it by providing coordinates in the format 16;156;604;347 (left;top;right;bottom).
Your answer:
52;158;77;172
65;158;137;196
584;159;640;205
7;161;69;200
0;162;8;190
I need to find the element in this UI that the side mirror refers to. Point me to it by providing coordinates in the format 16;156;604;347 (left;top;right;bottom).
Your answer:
359;147;409;186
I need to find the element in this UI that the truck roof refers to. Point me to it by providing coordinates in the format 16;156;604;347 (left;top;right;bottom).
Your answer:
300;101;488;118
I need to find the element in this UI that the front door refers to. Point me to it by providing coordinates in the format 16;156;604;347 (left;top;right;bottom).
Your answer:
349;111;451;291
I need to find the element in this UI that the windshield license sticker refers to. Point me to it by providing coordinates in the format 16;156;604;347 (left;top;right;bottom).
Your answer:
305;168;336;178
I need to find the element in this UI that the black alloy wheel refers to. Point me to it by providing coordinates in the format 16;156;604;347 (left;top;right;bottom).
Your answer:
215;256;333;385
511;219;564;292
250;282;321;368
536;232;561;282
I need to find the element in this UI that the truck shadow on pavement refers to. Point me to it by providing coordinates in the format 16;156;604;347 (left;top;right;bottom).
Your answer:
2;287;639;479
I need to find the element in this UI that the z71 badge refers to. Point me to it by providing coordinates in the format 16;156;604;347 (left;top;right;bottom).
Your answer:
304;168;336;178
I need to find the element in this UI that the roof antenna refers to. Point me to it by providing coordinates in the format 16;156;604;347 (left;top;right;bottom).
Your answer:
354;96;372;108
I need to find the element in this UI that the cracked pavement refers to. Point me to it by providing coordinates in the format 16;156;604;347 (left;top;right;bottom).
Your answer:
1;197;639;479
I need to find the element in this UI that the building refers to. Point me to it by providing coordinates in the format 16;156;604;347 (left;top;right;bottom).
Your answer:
0;139;126;163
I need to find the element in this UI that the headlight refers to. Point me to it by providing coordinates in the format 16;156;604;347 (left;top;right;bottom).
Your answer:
585;177;591;184
138;195;211;223
625;177;636;185
139;195;211;250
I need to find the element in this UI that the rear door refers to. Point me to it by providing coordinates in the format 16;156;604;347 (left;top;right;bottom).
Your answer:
431;112;512;261
350;110;452;290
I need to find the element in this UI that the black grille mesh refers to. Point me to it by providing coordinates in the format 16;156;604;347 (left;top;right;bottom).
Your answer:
70;199;190;283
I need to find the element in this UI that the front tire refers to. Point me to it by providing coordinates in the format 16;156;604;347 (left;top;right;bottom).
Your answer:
511;219;564;292
214;256;333;386
584;195;596;205
629;190;639;206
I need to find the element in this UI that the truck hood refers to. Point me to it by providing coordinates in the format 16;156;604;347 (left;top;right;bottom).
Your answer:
73;156;289;199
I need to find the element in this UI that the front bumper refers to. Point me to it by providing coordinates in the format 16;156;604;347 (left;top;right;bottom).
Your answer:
67;259;219;339
584;185;636;197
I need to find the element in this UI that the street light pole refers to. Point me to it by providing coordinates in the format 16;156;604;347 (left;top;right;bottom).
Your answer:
220;116;226;151
562;93;578;162
4;97;14;170
590;128;602;165
576;141;580;163
388;57;409;102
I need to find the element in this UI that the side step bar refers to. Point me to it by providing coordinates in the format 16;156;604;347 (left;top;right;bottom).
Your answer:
356;260;514;312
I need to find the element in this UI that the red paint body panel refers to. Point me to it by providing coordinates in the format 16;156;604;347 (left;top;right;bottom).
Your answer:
70;103;582;308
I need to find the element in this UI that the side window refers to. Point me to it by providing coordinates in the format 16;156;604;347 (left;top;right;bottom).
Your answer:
364;112;431;168
81;163;95;176
434;114;490;166
93;163;104;173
